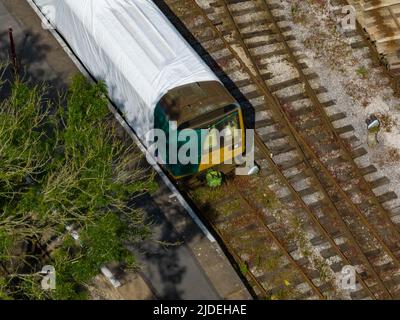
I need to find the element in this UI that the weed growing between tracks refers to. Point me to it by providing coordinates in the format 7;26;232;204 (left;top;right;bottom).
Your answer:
190;173;344;299
0;67;156;299
280;0;400;212
189;181;298;299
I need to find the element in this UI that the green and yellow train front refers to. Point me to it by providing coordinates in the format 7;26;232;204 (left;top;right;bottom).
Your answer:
154;81;246;179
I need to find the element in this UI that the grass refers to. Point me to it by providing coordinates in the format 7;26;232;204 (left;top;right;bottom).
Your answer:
189;174;308;298
190;184;226;204
289;1;308;24
356;66;368;78
239;262;249;275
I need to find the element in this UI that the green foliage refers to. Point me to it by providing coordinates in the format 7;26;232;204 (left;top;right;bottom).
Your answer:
206;170;223;188
0;277;12;300
291;4;298;16
239;262;248;275
0;81;50;198
0;71;154;299
50;213;137;300
0;229;13;262
356;66;368;78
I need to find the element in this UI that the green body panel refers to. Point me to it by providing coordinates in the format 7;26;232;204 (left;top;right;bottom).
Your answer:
154;104;205;177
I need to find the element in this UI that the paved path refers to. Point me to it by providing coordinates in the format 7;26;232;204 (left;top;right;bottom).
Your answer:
0;0;251;300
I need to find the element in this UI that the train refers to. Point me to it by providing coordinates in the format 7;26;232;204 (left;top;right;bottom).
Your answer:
33;0;251;179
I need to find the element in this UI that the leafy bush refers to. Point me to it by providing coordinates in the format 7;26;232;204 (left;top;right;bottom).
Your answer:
0;70;155;299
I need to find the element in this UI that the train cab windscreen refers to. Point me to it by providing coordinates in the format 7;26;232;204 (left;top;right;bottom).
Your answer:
201;111;242;153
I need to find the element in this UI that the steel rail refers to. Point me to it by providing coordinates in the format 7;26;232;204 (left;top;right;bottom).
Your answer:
341;0;400;91
259;0;400;241
257;0;400;275
227;181;326;299
253;133;379;299
198;209;271;299
192;182;322;299
165;0;397;298
182;0;379;299
185;0;392;299
216;0;395;298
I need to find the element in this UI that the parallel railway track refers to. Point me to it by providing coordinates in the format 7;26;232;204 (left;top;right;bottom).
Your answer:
198;175;326;299
338;0;400;92
160;0;400;299
345;0;400;80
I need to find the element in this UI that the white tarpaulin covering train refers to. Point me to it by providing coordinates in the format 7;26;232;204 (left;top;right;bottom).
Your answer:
33;0;248;179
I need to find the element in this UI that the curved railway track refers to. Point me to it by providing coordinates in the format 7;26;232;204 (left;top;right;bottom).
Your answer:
161;0;400;299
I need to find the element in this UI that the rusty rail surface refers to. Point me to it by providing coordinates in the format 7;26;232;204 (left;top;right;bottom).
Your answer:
161;0;400;299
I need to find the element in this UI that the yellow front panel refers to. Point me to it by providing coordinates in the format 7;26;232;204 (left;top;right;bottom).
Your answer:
198;109;246;172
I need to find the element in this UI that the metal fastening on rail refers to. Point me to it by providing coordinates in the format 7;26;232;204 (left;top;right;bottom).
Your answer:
366;114;381;148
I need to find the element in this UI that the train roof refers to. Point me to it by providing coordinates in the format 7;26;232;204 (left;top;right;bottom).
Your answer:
34;0;218;142
159;81;237;127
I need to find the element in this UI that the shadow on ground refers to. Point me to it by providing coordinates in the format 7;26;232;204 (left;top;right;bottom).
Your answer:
130;193;188;299
0;28;70;99
0;0;253;300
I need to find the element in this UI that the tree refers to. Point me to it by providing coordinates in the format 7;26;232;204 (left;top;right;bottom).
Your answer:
0;67;155;299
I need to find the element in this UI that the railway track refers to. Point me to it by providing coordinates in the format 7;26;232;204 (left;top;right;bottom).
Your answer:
194;175;326;300
160;0;400;299
344;0;400;83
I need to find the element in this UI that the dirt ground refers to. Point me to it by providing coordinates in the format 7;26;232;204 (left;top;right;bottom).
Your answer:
88;272;155;300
